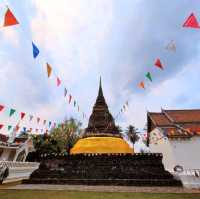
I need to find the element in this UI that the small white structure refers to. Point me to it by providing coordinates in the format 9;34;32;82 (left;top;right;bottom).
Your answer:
0;134;35;162
147;109;200;188
0;134;39;183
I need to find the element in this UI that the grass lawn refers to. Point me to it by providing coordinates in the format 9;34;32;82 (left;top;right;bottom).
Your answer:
0;190;200;199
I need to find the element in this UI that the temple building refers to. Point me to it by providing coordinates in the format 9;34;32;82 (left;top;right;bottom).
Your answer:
147;109;200;187
70;78;133;154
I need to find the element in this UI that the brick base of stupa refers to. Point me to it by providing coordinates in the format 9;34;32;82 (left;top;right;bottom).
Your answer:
24;153;182;186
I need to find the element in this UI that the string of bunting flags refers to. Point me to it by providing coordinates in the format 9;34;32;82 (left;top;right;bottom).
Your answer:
0;122;49;134
115;101;129;120
1;5;87;123
138;58;165;90
117;12;200;120
138;12;200;90
0;103;57;133
1;5;200;133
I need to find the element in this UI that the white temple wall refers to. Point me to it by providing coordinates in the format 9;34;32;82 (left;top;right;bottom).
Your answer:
170;136;200;170
150;128;200;172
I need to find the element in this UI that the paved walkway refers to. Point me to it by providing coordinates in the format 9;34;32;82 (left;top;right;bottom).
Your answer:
1;184;200;193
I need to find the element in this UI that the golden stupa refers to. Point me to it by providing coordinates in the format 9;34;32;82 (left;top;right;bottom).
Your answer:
70;78;133;154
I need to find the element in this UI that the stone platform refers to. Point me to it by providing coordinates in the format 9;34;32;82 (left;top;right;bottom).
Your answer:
24;153;182;186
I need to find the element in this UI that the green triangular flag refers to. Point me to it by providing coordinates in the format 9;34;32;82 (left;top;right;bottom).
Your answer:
9;108;16;117
146;72;152;82
8;125;12;131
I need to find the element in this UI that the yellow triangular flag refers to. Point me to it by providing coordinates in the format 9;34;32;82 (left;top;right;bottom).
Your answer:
46;63;52;78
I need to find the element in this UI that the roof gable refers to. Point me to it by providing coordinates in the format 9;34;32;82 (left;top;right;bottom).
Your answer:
148;109;200;139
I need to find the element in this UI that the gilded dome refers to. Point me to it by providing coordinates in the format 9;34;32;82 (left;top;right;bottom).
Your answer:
70;136;133;154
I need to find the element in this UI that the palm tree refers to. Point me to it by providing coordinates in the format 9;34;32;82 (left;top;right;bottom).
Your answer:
125;125;139;145
116;125;123;133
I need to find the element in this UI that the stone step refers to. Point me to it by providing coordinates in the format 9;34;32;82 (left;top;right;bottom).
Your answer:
23;178;182;186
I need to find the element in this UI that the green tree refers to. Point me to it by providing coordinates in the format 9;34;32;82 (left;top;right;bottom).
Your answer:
32;117;82;155
125;125;139;145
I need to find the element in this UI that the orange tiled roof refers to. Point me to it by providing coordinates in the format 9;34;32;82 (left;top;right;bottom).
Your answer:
148;109;200;138
148;112;172;126
164;109;200;123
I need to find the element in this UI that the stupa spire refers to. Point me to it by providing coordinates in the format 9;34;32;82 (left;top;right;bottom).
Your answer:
95;77;107;107
84;77;120;137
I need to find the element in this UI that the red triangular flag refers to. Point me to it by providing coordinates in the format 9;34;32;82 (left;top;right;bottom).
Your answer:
139;81;145;89
56;77;61;87
183;13;200;28
154;58;163;70
20;112;26;120
0;124;4;130
3;8;19;27
0;105;4;112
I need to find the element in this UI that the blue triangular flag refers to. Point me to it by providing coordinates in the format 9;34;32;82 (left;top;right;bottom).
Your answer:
32;42;40;58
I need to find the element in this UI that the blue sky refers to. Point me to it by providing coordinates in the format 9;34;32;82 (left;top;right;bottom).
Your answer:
1;0;200;137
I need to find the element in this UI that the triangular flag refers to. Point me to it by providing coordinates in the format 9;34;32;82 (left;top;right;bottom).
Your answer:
166;40;176;52
0;105;4;112
64;88;67;97
56;77;61;87
69;95;72;104
0;124;4;130
126;101;129;107
8;125;12;131
15;125;20;132
29;115;33;121
53;122;56;128
3;8;19;27
32;42;40;58
145;72;152;82
78;106;80;112
36;129;38;133
49;121;51;127
74;100;76;107
43;120;46;125
9;108;16;117
154;58;164;70
123;105;126;111
20;112;26;120
37;117;40;124
183;13;200;28
139;81;145;89
23;127;26;132
46;63;52;78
